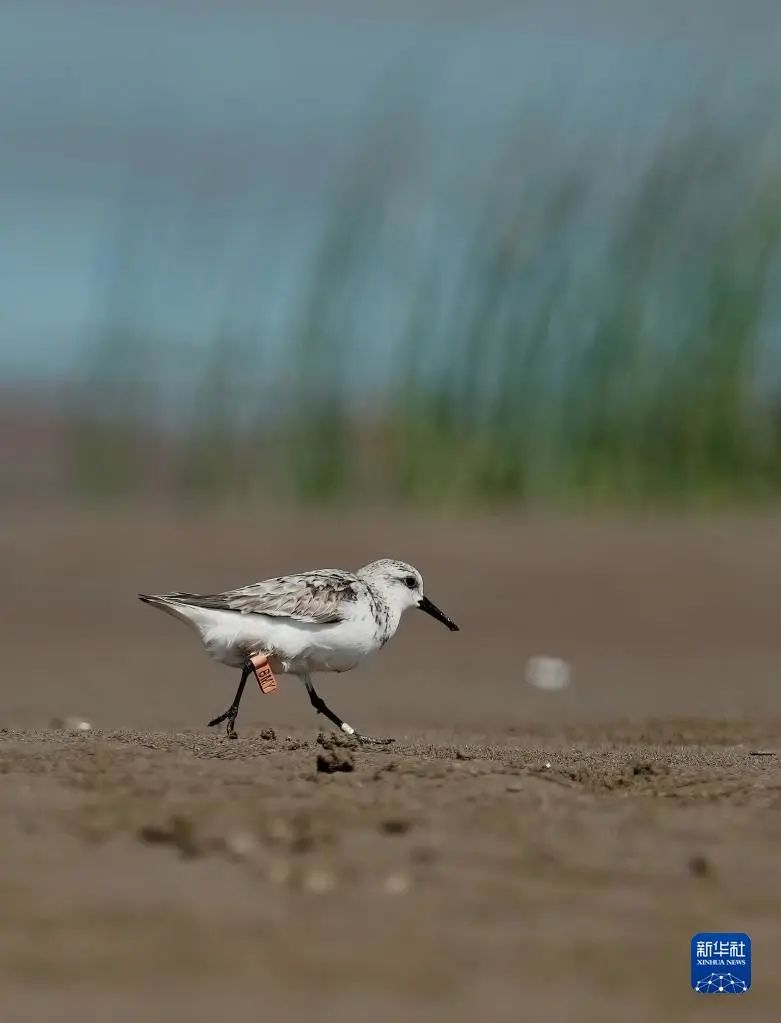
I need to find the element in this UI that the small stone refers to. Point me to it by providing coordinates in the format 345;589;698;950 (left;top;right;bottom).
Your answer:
380;818;411;835
383;872;411;895
316;748;354;774
224;831;257;861
259;728;276;741
506;779;524;792
689;854;711;878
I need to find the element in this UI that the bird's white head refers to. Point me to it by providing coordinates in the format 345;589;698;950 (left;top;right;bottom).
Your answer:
356;559;459;631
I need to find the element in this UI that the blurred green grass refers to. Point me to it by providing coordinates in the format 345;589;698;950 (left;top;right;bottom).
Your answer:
68;116;781;509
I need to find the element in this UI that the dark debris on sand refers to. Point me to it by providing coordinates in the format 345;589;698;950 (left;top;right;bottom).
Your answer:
316;747;355;774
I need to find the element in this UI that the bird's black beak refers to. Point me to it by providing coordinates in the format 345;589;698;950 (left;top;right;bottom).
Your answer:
417;595;459;632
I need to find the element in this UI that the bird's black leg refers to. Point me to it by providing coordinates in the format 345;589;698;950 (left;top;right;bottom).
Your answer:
208;661;251;737
301;673;393;745
304;675;349;732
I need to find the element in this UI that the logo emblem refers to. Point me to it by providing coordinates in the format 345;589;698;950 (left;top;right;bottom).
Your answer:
691;933;751;993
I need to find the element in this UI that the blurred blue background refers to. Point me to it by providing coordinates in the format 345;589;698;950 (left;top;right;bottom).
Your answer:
3;0;781;505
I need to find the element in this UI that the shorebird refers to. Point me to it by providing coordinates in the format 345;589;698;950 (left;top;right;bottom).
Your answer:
139;558;458;743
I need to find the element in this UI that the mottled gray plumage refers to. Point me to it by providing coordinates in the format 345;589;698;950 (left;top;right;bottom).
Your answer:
155;569;361;624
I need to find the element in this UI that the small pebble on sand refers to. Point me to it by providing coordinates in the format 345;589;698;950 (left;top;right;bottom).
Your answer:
383;872;411;895
525;656;571;691
224;831;258;861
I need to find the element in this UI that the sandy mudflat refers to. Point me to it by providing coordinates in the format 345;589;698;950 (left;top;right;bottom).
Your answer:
2;508;781;1021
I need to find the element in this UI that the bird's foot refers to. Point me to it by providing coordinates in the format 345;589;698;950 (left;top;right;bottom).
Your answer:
208;707;239;738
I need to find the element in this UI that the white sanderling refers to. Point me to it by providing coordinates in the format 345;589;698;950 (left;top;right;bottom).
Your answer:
139;558;458;743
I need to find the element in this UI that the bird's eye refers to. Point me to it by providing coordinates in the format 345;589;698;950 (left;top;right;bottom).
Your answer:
404;575;417;589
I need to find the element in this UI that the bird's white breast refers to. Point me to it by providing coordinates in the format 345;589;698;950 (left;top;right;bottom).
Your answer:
176;601;387;675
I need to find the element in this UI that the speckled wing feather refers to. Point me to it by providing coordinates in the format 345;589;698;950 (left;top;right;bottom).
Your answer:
161;570;360;624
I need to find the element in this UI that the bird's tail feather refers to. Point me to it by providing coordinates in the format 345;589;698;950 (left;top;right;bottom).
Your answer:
138;593;199;627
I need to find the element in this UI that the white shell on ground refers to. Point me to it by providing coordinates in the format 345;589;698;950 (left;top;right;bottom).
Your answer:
525;656;571;691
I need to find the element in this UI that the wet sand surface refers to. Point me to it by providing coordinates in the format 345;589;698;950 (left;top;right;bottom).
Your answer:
2;508;781;1021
